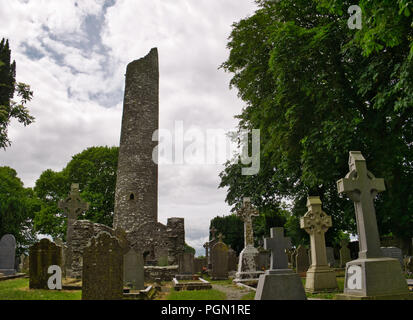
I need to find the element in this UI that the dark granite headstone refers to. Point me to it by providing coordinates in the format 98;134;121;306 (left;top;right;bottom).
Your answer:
29;239;62;289
178;252;194;275
227;247;238;271
0;234;16;276
295;245;309;273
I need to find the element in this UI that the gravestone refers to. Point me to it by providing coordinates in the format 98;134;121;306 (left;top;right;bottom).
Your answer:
29;239;62;289
194;257;207;273
203;242;209;270
0;234;16;276
301;197;338;293
82;232;123;300
336;151;409;299
227;246;238;271
404;256;413;273
255;227;306;300
235;198;263;281
257;249;270;271
326;247;336;268
211;235;228;280
295;245;309;273
178;252;194;275
340;239;352;268
381;247;403;268
124;248;144;290
58;184;89;278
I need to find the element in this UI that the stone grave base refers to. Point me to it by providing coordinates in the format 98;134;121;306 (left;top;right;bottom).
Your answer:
0;273;25;282
173;277;212;291
255;269;307;300
337;257;410;299
0;269;16;276
175;274;198;281
305;266;338;293
123;285;157;300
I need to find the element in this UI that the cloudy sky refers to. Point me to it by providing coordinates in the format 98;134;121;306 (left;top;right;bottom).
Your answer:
0;0;259;255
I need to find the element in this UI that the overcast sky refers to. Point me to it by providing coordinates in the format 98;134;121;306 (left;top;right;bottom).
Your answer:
0;0;259;256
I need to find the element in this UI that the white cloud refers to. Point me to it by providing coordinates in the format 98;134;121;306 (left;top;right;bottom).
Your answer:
0;0;258;255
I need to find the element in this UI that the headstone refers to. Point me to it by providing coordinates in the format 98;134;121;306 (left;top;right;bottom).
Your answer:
235;198;263;281
82;231;123;300
29;239;62;289
227;246;238;271
336;151;409;299
0;234;16;276
381;247;403;268
124;248;144;290
295;245;309;273
58;184;89;278
300;197;338;293
210;234;228;280
340;239;352;268
194;257;207;273
255;228;306;300
178;252;194;275
404;256;413;273
326;247;336;268
257;249;270;272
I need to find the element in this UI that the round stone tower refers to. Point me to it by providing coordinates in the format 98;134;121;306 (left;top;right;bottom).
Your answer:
113;48;159;232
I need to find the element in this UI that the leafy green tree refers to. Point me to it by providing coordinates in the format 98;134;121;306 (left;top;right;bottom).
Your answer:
0;38;34;149
219;0;412;247
34;146;119;239
0;166;39;254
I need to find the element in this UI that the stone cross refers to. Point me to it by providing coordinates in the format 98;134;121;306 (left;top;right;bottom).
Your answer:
337;151;385;259
300;196;332;267
237;198;259;248
217;233;225;243
210;227;217;240
264;227;291;270
58;183;89;242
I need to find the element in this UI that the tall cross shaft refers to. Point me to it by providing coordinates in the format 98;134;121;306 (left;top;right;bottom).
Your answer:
300;196;332;267
237;198;259;248
264;227;291;270
337;151;385;259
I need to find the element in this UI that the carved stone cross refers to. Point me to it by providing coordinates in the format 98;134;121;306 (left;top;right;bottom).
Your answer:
58;183;89;242
264;227;291;270
300;196;332;267
237;197;259;248
210;227;217;241
337;151;385;259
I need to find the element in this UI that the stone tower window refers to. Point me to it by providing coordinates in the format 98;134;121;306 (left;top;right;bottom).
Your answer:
129;193;135;200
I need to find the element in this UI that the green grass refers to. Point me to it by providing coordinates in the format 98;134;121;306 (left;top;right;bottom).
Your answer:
304;277;345;300
0;278;81;300
241;291;256;300
167;288;226;300
201;275;233;286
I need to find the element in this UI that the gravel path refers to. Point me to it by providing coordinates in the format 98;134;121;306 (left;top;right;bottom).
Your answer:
212;284;254;300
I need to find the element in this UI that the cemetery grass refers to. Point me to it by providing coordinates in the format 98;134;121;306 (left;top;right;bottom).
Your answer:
167;288;226;300
0;278;81;300
303;277;345;300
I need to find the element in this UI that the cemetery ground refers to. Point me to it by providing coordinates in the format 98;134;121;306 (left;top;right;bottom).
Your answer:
0;271;357;300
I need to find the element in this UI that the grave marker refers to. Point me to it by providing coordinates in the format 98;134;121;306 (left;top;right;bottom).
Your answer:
255;228;306;300
336;151;409;299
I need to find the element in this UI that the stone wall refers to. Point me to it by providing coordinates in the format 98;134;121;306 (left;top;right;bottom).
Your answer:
70;220;114;279
126;218;185;266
